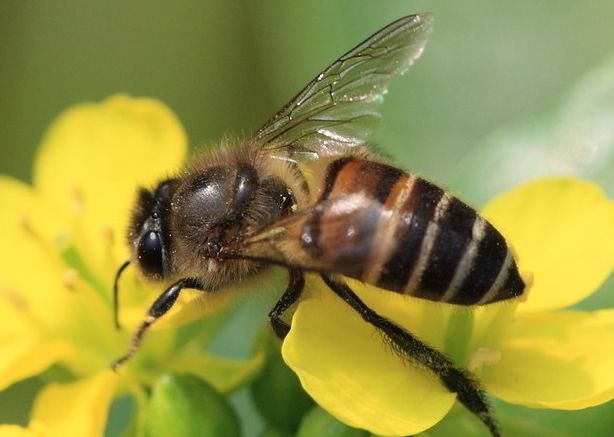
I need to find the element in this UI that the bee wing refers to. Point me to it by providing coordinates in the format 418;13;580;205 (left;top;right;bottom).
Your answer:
254;14;433;160
221;193;380;278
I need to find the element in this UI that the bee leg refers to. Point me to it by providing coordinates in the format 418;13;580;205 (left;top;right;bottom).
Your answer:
320;275;500;437
111;277;205;370
268;269;305;339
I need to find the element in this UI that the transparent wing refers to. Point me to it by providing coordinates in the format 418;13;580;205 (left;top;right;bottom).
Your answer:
254;13;433;160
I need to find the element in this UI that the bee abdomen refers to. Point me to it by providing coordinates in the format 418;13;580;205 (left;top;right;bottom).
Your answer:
317;158;525;306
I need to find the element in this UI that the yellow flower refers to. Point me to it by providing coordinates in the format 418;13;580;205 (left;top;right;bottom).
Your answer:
0;96;261;436
282;177;614;435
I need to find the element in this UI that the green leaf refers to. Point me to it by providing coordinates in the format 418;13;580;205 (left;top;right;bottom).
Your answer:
145;373;240;437
250;328;314;433
451;53;614;206
296;406;369;437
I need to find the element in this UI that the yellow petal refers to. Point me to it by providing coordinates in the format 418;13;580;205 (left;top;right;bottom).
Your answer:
482;177;614;313
0;424;46;437
0;265;72;391
0;177;71;326
0;340;75;391
33;95;187;277
0;176;66;243
31;371;118;436
0;285;75;387
481;309;614;409
282;279;456;436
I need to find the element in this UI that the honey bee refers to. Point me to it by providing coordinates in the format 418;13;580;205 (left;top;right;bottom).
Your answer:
112;14;524;437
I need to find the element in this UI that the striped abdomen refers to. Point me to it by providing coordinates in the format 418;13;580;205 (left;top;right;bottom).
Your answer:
302;157;525;305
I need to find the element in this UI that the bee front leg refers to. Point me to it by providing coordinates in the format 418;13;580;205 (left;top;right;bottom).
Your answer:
111;277;206;370
268;269;304;340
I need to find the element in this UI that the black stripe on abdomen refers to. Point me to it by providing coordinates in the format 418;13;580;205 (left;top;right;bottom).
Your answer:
376;178;444;291
492;261;525;303
413;197;476;300
448;221;508;305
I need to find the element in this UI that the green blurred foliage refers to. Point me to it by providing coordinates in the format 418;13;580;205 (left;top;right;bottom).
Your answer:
258;427;293;437
3;0;614;190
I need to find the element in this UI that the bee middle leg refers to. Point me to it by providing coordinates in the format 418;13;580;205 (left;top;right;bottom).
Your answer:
320;275;500;437
268;268;304;339
111;277;207;370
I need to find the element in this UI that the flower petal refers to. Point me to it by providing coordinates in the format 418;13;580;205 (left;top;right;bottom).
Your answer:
0;287;56;393
482;177;614;313
33;95;187;276
0;424;46;437
31;371;118;436
0;176;66;243
481;309;614;409
282;280;456;436
0;340;75;392
0;177;71;326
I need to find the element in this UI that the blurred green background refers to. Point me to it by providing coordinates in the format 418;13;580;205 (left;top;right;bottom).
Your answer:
2;1;614;436
2;0;614;193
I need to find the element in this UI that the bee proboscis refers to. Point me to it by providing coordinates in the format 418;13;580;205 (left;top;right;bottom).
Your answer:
113;14;525;437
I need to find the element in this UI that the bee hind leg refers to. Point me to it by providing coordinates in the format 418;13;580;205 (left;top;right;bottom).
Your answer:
111;277;207;370
320;274;500;437
268;269;304;340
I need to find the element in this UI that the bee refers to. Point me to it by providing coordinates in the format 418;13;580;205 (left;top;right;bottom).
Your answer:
112;14;525;437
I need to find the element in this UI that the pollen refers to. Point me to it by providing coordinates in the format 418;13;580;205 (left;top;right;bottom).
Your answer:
19;215;39;239
102;225;115;248
0;285;29;313
521;271;534;293
62;269;80;291
71;185;85;213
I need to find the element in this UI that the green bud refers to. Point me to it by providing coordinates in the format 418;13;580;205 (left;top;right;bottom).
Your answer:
250;328;314;433
145;373;240;437
296;406;369;437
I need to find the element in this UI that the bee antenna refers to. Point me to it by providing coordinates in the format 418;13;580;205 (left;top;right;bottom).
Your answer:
113;260;132;330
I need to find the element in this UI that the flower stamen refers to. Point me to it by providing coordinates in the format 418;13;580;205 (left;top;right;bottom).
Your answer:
20;215;41;240
102;226;115;249
0;284;29;313
467;348;502;373
71;185;84;214
62;269;80;291
20;215;68;274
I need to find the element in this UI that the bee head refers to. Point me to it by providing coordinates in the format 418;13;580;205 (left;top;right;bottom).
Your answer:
128;179;177;281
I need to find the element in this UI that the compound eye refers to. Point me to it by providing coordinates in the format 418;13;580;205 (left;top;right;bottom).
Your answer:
137;231;165;277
